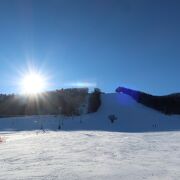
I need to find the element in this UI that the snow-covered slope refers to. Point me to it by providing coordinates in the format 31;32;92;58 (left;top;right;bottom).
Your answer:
1;93;180;180
1;131;180;180
0;93;179;132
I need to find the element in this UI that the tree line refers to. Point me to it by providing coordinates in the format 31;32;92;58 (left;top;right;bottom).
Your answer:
116;86;180;115
0;88;101;117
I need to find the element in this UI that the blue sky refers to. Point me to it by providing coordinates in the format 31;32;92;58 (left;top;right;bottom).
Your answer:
0;0;180;95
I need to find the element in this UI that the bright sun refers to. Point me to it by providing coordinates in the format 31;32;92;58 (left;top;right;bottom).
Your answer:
21;72;46;94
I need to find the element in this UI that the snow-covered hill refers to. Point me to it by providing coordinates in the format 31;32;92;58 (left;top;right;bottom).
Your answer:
0;93;180;132
1;93;180;180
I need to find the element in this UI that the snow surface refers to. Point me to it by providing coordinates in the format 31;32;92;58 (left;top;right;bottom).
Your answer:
0;93;180;179
1;131;180;180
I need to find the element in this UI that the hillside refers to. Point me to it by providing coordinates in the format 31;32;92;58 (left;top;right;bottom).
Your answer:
0;92;180;132
1;92;180;180
116;87;180;115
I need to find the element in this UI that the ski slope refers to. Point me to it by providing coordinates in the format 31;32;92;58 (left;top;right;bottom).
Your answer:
0;93;179;132
0;93;180;179
1;131;180;180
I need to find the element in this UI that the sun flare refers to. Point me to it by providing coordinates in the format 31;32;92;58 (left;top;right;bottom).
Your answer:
20;72;47;94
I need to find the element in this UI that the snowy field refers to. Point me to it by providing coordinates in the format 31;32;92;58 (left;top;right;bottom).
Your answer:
1;131;180;180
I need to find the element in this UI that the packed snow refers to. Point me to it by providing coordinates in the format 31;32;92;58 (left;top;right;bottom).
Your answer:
1;131;180;180
0;93;180;179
